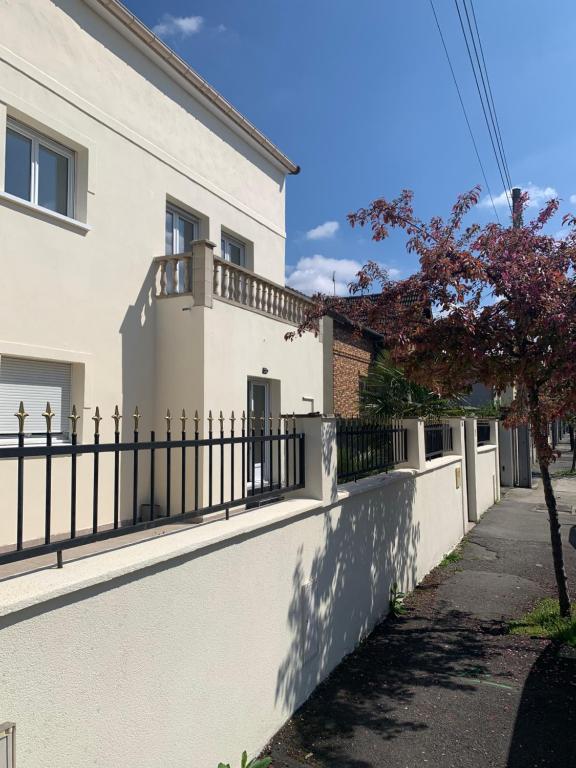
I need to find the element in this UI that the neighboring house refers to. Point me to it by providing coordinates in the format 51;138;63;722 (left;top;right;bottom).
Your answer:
0;0;326;542
324;309;382;417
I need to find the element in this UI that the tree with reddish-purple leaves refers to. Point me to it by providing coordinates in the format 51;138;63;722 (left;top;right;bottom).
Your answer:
291;187;576;617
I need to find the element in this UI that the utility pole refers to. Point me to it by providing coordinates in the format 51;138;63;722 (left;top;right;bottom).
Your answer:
511;186;533;488
512;187;522;229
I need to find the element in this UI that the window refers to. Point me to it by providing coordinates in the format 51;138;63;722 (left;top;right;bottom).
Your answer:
165;205;199;254
0;356;72;439
4;119;75;217
221;233;246;266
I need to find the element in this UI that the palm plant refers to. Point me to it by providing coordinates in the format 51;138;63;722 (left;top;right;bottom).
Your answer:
361;351;462;419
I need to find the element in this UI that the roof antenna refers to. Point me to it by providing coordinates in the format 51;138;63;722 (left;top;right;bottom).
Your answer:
332;270;336;296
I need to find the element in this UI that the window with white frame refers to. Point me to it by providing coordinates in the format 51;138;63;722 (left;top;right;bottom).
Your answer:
221;233;246;267
4;119;75;217
165;205;199;255
0;356;72;440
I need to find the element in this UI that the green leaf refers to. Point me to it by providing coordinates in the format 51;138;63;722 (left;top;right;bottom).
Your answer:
217;764;230;768
241;752;248;768
247;760;273;768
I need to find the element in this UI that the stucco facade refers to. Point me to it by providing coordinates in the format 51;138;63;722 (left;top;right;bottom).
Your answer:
0;0;325;541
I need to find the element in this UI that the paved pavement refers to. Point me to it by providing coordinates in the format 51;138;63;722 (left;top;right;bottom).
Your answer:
266;439;576;768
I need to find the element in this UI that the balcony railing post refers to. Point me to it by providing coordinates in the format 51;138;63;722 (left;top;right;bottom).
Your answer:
191;239;216;308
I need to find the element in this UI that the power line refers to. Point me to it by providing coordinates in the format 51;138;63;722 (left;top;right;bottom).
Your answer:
428;0;501;224
467;0;513;190
462;0;513;192
454;0;512;213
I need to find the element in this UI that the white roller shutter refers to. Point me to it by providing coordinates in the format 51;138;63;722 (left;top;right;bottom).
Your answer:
0;356;72;434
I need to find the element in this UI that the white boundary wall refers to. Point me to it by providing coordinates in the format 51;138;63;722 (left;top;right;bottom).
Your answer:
465;418;501;523
0;419;468;768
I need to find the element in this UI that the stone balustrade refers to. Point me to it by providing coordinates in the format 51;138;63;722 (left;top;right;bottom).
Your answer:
212;257;311;325
155;254;192;296
153;244;313;326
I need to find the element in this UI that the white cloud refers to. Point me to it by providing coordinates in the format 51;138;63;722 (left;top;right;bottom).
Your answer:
153;14;204;39
286;255;399;296
305;221;340;240
479;183;557;210
569;194;576;204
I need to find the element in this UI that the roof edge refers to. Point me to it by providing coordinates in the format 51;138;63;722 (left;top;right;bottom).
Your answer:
86;0;300;175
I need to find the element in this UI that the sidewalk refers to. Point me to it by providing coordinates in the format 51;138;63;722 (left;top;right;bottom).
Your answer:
266;440;576;768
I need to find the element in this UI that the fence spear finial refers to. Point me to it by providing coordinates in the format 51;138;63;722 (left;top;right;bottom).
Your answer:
92;406;102;435
43;402;54;433
69;404;81;436
165;408;172;432
194;409;200;433
112;405;122;433
219;410;224;431
133;406;141;432
180;408;187;431
230;410;236;430
15;401;28;434
208;410;213;432
241;410;246;430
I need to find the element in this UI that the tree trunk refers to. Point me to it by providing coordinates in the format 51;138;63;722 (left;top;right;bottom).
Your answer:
529;389;571;618
572;441;576;473
569;424;575;452
538;458;572;618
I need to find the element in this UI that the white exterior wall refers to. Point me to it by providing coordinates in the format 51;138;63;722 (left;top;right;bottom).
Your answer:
0;457;465;768
0;0;290;439
0;1;323;544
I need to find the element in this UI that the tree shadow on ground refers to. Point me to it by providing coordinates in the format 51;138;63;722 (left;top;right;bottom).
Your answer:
272;602;496;767
507;643;576;767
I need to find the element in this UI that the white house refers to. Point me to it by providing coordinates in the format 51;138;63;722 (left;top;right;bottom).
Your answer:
0;0;326;544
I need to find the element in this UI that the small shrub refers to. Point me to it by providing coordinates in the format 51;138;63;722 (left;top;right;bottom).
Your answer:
218;751;272;768
440;547;462;567
389;581;406;617
509;598;576;647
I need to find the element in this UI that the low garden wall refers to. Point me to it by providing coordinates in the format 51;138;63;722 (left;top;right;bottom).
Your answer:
0;422;467;767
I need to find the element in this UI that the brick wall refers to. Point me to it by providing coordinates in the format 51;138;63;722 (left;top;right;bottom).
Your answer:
332;323;375;417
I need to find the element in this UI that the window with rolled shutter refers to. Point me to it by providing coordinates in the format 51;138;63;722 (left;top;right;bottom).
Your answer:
0;356;72;436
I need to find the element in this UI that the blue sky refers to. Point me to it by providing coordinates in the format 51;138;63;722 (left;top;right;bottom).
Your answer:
126;0;576;294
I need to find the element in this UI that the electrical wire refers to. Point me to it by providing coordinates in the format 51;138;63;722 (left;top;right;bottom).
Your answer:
467;0;513;190
428;0;501;224
454;0;512;213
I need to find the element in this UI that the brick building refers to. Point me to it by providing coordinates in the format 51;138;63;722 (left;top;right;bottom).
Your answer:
326;310;382;417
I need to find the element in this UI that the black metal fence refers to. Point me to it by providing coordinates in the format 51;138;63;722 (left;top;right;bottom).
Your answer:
424;422;453;460
336;419;407;482
477;421;491;446
0;403;305;567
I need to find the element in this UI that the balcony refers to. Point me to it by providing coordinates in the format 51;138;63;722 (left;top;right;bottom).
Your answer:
153;240;312;325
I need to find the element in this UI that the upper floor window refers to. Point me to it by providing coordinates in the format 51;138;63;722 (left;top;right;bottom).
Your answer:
5;119;75;218
165;205;198;254
221;233;246;267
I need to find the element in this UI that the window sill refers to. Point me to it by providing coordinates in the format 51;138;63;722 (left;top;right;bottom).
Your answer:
0;192;91;234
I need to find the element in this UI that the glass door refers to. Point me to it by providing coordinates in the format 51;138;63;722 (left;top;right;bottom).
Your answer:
248;380;270;488
165;205;199;292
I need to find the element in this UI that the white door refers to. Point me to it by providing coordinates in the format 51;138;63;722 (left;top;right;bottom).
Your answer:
248;380;270;488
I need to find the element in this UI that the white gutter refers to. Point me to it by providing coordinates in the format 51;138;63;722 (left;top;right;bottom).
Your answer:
86;0;300;175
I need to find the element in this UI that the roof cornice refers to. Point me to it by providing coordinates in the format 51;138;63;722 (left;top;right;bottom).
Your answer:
84;0;300;175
